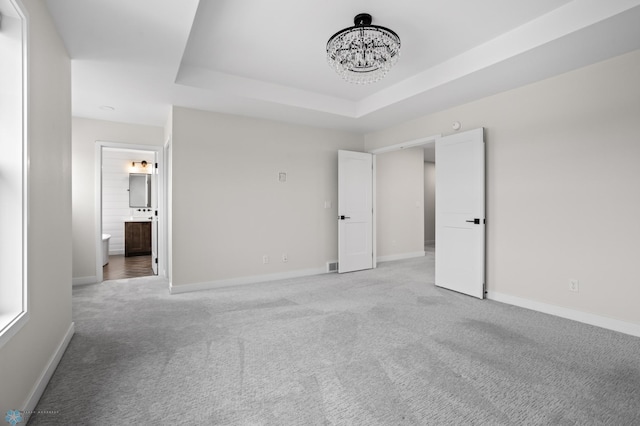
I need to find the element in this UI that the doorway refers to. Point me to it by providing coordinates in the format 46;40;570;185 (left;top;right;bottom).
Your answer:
95;141;165;283
424;144;436;255
368;129;485;299
369;135;439;264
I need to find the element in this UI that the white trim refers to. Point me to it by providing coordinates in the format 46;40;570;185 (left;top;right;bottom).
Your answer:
488;291;640;338
0;0;29;350
170;267;327;294
22;322;75;423
163;136;172;282
108;249;125;255
94;144;103;283
72;276;97;286
367;135;441;155
372;154;377;269
20;0;30;354
95;141;166;285
377;251;426;263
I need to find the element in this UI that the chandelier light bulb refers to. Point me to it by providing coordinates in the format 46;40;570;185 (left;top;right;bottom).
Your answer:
326;13;401;84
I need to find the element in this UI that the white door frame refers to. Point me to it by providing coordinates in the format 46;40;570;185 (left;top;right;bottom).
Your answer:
94;141;166;283
163;136;172;282
367;134;441;260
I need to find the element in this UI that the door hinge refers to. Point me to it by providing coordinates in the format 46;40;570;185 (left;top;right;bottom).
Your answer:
155;163;158;169
155;210;158;216
155;258;158;264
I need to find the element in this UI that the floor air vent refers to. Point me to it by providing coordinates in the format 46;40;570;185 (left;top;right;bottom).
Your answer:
326;261;338;273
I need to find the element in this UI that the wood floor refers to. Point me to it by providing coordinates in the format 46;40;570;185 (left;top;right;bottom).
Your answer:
103;255;153;280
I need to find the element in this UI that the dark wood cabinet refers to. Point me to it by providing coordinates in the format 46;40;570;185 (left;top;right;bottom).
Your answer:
125;221;151;257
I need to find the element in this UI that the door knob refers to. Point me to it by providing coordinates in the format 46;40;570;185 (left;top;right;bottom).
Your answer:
339;215;351;220
465;218;482;224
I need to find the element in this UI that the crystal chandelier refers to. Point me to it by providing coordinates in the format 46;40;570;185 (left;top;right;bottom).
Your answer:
326;13;401;84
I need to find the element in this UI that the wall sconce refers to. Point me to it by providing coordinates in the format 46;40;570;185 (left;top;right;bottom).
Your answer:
130;160;152;174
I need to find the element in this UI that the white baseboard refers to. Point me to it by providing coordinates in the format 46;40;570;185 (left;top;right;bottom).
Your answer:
377;251;425;263
170;267;327;294
72;276;97;286
22;322;75;423
488;291;640;338
108;249;124;255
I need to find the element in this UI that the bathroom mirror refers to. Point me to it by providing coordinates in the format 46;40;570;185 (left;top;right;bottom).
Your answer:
129;173;151;208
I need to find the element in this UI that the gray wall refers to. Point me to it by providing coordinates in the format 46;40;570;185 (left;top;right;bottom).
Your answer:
0;0;72;413
72;117;163;283
169;107;363;289
376;147;425;259
365;49;640;326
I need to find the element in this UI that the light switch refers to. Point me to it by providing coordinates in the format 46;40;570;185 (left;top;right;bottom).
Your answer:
278;172;287;183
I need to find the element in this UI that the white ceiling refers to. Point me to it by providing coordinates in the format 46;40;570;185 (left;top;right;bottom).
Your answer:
44;0;640;133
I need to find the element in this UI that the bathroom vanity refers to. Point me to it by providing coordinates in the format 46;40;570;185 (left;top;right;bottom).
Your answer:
124;220;152;257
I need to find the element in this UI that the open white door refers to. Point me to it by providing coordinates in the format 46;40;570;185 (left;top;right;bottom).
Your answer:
338;150;373;273
435;128;485;298
151;159;158;275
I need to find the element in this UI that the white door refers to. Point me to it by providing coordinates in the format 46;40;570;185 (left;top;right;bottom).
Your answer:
151;159;158;275
435;128;485;298
338;150;373;273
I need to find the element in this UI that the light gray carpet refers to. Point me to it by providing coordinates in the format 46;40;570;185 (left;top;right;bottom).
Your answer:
30;254;640;425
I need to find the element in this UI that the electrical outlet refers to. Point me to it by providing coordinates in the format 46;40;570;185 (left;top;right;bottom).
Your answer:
263;255;269;264
569;279;579;293
282;253;288;262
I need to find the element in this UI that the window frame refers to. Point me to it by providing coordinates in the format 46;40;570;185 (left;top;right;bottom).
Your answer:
0;0;29;349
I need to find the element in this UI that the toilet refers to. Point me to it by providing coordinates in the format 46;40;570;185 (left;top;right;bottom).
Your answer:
102;234;111;266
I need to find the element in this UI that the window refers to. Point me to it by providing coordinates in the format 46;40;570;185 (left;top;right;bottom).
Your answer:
0;0;28;348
